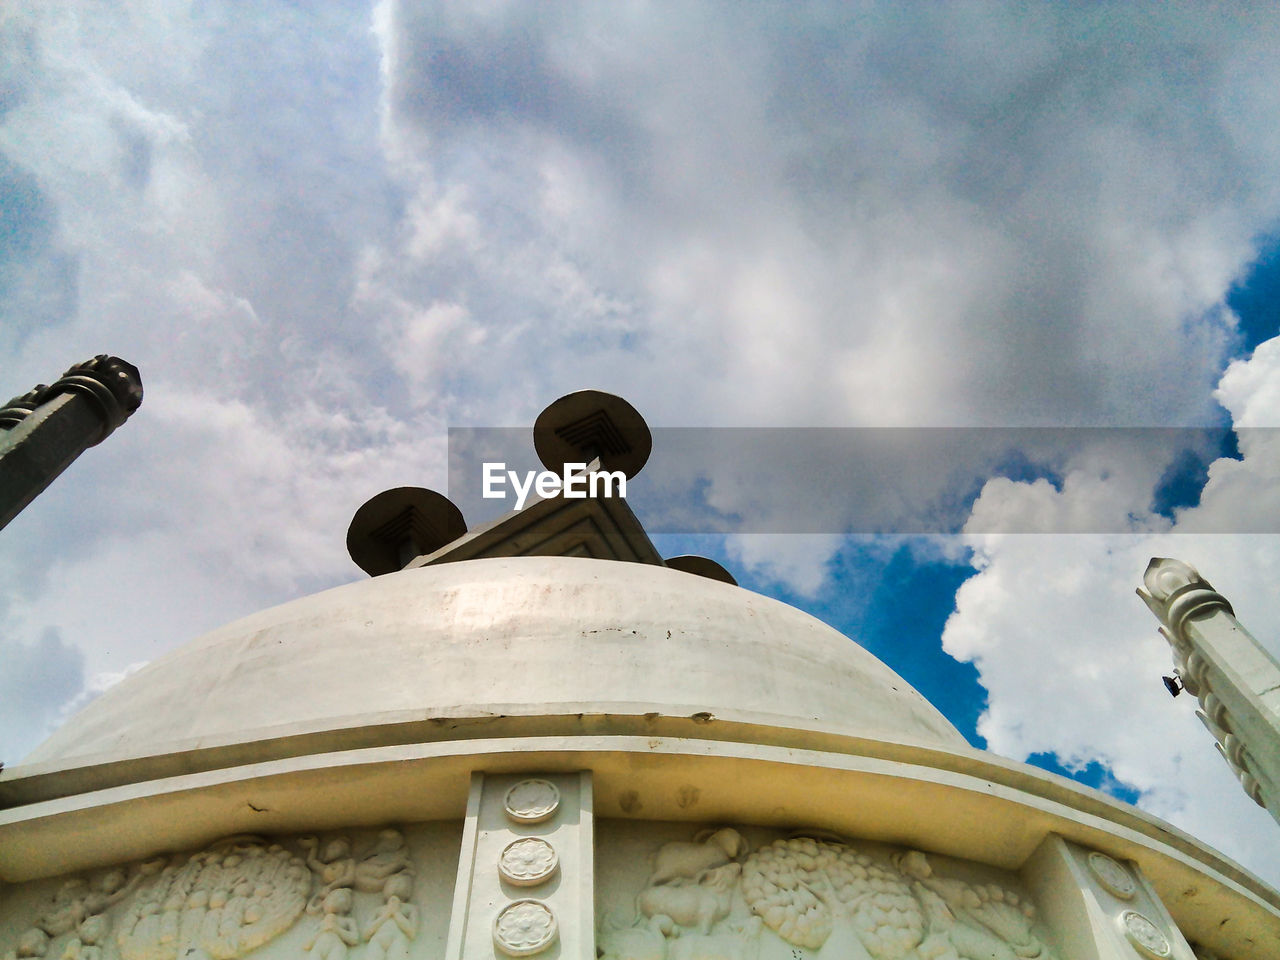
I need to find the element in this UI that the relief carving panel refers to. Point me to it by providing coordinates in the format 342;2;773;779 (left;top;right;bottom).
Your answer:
597;823;1058;960
2;825;457;960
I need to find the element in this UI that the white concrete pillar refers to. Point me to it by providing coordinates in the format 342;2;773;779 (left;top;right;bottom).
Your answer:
445;772;594;960
1024;834;1195;960
1139;558;1280;824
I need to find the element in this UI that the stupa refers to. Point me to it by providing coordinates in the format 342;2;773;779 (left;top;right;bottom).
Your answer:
1;392;1276;960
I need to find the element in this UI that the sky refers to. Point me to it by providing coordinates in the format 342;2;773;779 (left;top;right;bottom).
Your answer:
3;0;1280;887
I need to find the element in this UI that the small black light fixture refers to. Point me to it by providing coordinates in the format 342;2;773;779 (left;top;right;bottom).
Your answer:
1161;674;1184;698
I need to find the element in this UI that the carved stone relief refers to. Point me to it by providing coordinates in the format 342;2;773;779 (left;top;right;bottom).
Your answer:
484;775;571;958
1121;911;1171;959
116;836;309;960
1084;852;1135;901
598;824;1058;960
504;780;561;824
2;826;443;960
498;839;559;887
493;901;558;957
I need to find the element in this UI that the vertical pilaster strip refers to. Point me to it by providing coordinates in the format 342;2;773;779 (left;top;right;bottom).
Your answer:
1023;834;1196;960
571;771;594;960
444;771;594;960
445;772;486;960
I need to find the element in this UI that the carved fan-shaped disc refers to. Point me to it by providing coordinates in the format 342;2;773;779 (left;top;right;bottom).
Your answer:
117;839;309;960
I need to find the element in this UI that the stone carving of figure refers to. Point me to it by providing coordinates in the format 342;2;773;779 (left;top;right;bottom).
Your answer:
355;829;414;895
897;852;1047;960
633;827;750;940
638;862;742;936
363;875;418;960
4;928;51;960
304;890;359;960
301;837;357;914
39;879;91;936
85;863;156;916
116;838;308;960
649;829;747;887
62;914;111;960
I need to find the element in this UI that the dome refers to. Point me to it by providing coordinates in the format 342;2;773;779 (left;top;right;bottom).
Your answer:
27;556;964;767
6;393;1278;960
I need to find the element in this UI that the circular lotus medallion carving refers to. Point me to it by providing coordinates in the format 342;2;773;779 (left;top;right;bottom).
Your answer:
493;900;558;956
1121;911;1171;959
1087;851;1136;900
499;837;559;886
504;779;560;824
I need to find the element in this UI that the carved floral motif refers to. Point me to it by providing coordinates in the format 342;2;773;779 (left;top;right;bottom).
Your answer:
1086;852;1136;900
504;780;561;824
494;900;558;956
1121;911;1171;960
500;838;559;887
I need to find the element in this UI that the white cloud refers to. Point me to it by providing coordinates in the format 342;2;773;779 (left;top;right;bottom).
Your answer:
0;629;83;764
944;333;1280;885
5;0;1280;893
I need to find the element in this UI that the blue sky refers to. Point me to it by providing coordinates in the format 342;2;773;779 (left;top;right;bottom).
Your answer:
4;1;1280;886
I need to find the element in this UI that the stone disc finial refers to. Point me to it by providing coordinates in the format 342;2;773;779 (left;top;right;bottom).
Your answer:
665;555;737;585
347;487;467;576
533;390;651;479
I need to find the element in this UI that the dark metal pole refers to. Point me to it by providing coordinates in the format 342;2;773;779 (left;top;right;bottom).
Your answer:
0;356;143;531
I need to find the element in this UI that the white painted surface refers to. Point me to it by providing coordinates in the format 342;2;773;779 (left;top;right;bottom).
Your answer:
24;557;963;766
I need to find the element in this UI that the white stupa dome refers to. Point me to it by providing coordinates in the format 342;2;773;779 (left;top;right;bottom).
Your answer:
26;556;965;767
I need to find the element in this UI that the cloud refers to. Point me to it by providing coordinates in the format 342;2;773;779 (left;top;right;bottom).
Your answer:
0;628;84;763
365;2;1280;431
5;0;1280;891
944;332;1280;884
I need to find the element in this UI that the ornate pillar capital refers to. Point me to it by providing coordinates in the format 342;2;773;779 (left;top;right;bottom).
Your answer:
1137;557;1233;649
43;355;144;444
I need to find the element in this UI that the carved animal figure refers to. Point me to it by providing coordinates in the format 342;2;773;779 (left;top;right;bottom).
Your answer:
637;863;742;934
649;829;747;886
